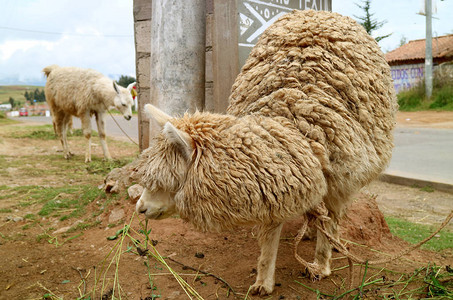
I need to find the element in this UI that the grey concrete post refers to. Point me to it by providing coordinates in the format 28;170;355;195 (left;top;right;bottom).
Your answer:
425;0;433;99
150;0;206;119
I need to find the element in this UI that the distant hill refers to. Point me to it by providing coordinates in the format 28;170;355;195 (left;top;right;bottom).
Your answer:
0;85;45;107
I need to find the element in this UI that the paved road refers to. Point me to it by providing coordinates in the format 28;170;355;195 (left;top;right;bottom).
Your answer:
387;127;453;185
13;115;453;185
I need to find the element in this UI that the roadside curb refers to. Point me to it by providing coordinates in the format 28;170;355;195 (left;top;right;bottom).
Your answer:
379;173;453;194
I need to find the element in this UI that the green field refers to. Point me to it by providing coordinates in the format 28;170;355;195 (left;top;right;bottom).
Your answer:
0;85;44;107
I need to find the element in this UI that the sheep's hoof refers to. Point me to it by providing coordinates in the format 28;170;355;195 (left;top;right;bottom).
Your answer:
85;158;92;163
304;262;330;280
250;281;273;296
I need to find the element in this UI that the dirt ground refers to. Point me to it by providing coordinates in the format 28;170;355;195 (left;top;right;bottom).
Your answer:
0;111;452;300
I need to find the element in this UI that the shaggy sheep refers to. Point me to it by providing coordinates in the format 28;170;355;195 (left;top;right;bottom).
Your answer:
43;65;134;162
135;10;397;295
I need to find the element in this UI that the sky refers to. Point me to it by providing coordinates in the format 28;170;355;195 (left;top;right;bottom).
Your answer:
0;0;452;86
0;0;135;86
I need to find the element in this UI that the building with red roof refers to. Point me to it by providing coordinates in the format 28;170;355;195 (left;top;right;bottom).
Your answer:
385;34;453;93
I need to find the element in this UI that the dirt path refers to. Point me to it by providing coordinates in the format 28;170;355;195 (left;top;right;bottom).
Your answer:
361;180;453;231
396;111;453;129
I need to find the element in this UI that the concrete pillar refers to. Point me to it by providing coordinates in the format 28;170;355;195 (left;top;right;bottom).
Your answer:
150;0;206;119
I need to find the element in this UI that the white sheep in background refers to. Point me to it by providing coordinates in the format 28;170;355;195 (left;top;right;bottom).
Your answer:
43;65;134;162
135;10;397;295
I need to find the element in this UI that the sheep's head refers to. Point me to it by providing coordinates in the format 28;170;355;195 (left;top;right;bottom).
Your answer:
112;81;134;120
135;104;194;220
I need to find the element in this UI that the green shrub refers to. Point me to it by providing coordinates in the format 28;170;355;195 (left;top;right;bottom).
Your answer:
429;84;453;109
397;86;424;111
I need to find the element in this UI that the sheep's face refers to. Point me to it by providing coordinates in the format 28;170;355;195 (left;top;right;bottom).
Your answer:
112;81;134;120
136;187;177;219
136;104;194;220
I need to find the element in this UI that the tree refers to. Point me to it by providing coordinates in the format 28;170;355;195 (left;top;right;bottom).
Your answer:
24;91;32;101
117;75;136;88
9;97;15;109
399;35;407;47
354;0;392;42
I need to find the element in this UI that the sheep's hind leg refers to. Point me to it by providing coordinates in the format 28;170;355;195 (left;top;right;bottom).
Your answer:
251;223;283;296
95;112;112;160
62;114;74;157
54;112;71;159
81;112;92;163
311;215;339;279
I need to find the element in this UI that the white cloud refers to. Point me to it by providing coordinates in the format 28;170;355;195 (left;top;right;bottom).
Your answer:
0;40;55;60
0;0;135;85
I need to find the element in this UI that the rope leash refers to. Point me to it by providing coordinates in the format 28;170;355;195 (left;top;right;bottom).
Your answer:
106;109;139;146
294;203;453;288
101;100;139;146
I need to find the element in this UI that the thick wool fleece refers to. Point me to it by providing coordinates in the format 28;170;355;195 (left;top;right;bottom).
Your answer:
228;10;397;211
137;10;397;232
43;65;129;117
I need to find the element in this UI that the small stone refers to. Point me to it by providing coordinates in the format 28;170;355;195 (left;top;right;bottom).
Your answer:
10;216;24;222
195;252;205;259
128;184;144;203
104;180;118;193
53;226;71;235
108;208;125;224
168;291;181;299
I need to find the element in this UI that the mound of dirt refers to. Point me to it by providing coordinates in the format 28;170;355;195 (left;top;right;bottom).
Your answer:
340;195;392;246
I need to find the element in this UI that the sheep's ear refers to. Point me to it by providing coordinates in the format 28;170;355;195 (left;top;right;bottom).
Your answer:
163;122;193;161
144;104;172;127
113;81;120;94
127;82;136;91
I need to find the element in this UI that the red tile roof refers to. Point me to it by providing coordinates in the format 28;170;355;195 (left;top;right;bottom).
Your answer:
385;34;453;64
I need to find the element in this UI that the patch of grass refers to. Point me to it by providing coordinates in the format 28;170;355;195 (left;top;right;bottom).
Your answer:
38;185;105;219
69;128;98;137
0;208;12;213
0;184;105;221
85;158;133;175
24;213;36;220
0;117;19;125
7;124;100;140
420;186;435;193
8;124;54;139
385;216;453;251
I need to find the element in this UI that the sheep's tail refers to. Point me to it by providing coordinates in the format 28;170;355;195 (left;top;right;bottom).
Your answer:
42;64;59;77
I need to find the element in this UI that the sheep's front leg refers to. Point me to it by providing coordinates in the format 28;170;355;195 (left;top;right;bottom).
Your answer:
80;112;92;163
95;112;112;160
251;223;283;296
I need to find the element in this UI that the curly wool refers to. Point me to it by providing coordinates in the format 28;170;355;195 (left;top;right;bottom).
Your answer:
228;10;397;210
138;10;397;232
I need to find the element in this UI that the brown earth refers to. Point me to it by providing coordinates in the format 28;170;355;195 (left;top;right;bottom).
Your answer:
0;111;452;300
